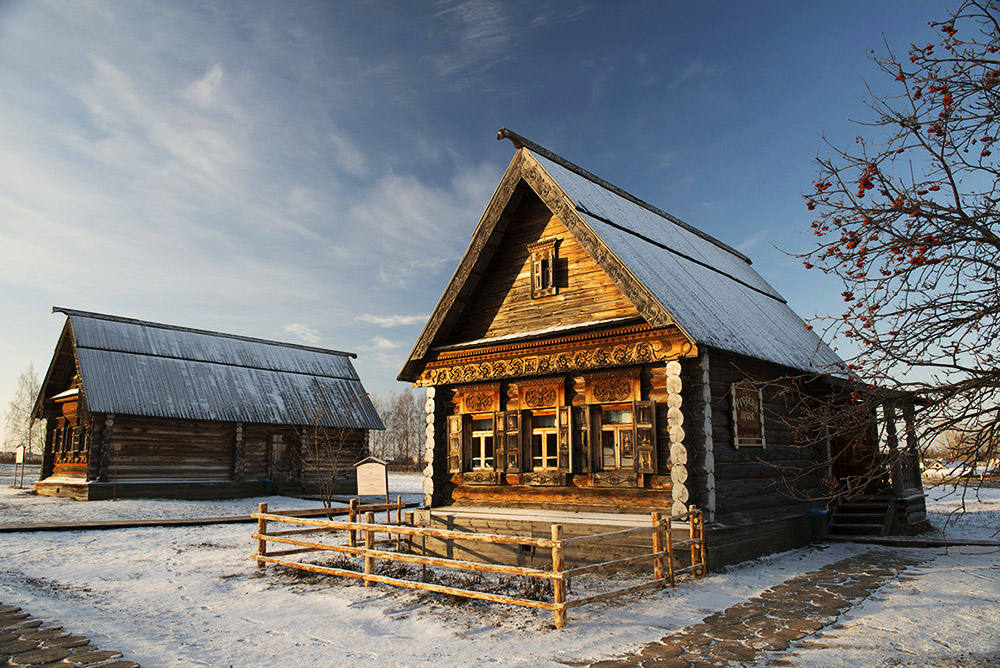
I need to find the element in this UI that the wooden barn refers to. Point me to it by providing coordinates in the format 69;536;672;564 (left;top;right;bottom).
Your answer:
398;130;926;568
33;308;383;501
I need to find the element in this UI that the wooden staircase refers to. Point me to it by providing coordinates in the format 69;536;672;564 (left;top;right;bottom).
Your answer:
828;495;894;537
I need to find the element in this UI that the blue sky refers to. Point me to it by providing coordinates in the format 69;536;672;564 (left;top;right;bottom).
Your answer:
0;0;948;444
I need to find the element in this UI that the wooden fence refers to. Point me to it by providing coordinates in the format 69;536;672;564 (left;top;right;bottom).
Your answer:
252;504;707;629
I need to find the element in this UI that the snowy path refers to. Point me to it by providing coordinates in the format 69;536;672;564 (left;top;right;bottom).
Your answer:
0;478;997;667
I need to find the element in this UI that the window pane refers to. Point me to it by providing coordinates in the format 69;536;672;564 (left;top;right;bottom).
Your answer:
602;430;616;468
546;433;558;468
603;409;632;425
472;417;493;432
534;413;557;428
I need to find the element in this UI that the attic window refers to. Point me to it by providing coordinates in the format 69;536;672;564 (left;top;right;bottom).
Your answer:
528;238;559;298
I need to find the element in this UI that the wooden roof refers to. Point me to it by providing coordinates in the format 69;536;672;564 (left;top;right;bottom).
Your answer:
399;130;844;381
35;308;384;430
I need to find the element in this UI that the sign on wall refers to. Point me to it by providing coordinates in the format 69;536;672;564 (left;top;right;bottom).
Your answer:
731;383;766;448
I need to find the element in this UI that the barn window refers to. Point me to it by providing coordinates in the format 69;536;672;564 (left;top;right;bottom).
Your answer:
531;411;559;470
470;414;495;469
528;238;559;298
601;405;635;470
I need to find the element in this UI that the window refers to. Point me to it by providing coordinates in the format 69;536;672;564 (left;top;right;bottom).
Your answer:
470;415;495;469
531;412;558;470
528;238;559;298
601;405;634;470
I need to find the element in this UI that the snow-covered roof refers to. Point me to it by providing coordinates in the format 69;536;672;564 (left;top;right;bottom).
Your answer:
528;150;842;373
400;131;844;380
43;308;384;430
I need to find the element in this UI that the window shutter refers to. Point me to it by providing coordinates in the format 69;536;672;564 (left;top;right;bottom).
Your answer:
447;415;463;474
590;407;603;472
634;400;657;473
493;411;504;471
462;416;473;472
557;406;572;471
504;410;521;473
573;406;590;473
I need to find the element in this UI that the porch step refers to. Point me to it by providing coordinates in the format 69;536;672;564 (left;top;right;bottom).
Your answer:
828;496;893;537
829;522;884;536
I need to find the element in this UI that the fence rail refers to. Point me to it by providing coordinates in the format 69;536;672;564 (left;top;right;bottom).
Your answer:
252;503;708;629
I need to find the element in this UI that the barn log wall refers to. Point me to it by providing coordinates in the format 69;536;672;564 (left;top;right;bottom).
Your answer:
445;195;641;344
102;415;235;480
706;350;824;518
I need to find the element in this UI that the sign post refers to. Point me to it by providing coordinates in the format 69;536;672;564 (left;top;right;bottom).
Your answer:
13;444;25;489
355;457;389;523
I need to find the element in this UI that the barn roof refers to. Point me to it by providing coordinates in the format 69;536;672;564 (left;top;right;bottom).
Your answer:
399;129;844;380
38;308;384;430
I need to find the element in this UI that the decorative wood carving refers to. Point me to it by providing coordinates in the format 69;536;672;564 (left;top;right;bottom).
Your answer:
417;324;685;387
594;378;631;403
584;369;640;405
522;471;563;486
462;471;500;486
524;386;557;408
456;384;501;414
594;471;639;487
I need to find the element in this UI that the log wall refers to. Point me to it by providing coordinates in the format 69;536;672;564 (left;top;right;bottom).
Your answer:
102;415;235;480
704;350;825;518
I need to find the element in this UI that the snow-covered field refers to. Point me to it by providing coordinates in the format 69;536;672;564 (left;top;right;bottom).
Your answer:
0;469;998;667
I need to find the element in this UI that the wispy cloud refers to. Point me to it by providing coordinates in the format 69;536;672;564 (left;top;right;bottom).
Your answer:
371;336;400;351
426;0;514;81
358;314;429;327
282;323;322;344
669;58;727;90
736;229;769;254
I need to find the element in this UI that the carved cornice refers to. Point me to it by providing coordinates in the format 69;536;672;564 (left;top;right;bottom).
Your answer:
416;329;690;387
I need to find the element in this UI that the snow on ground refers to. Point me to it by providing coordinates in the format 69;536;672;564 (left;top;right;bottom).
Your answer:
0;470;998;667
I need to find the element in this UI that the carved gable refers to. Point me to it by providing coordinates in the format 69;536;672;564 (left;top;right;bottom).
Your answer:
444;193;641;345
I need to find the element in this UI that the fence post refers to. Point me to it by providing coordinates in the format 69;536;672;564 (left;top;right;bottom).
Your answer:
689;505;699;575
665;514;675;587
364;511;375;587
396;495;403;552
698;510;708;577
651;512;665;583
551;524;566;629
256;502;268;568
349;498;358;547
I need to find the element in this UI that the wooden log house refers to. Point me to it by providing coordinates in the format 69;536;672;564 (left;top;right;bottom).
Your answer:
398;130;927;567
32;308;383;501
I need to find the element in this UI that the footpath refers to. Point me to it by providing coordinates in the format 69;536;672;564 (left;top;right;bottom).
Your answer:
0;604;138;668
2;548;924;668
588;549;927;668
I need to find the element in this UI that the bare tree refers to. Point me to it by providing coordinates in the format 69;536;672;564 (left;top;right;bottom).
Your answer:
295;387;372;507
369;389;422;468
798;0;1000;486
4;363;44;456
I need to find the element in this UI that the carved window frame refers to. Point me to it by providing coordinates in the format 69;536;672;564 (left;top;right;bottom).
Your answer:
456;383;501;414
528;237;559;298
584;369;640;405
731;382;766;448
